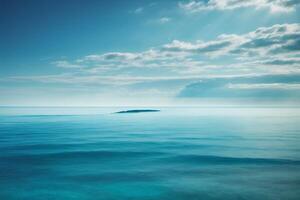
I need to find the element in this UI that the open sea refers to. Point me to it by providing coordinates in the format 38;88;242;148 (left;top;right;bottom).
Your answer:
0;107;300;200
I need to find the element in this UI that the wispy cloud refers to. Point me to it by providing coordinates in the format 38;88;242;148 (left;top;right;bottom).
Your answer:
228;83;300;90
78;49;188;70
10;73;206;86
132;7;144;14
52;60;83;68
179;0;300;13
158;17;171;24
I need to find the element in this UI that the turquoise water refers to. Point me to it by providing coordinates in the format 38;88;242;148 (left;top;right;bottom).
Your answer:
0;107;300;200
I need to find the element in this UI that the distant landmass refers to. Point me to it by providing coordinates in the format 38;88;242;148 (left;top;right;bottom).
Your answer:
115;109;160;114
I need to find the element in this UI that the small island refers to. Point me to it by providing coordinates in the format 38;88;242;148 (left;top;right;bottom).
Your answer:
115;109;160;114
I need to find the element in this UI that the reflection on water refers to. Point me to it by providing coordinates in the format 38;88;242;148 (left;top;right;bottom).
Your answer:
0;107;300;199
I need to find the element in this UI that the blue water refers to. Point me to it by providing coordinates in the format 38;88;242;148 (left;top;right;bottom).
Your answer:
0;107;300;200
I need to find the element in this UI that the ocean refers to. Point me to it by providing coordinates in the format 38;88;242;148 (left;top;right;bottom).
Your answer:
0;107;300;200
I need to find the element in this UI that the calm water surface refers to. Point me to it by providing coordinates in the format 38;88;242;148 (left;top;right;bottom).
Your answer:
0;107;300;200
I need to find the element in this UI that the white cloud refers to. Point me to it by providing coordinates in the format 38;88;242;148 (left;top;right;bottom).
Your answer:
133;7;144;14
17;23;300;88
227;83;300;90
162;38;237;57
85;52;140;62
11;73;206;86
163;23;300;58
79;49;189;70
158;17;171;24
52;60;82;68
179;0;300;13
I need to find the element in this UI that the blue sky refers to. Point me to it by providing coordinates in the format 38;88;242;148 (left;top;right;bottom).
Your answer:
0;0;300;106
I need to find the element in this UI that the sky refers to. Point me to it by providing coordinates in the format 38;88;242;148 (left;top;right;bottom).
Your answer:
0;0;300;106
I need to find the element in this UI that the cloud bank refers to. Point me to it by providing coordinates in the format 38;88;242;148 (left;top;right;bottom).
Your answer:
12;23;300;102
48;23;300;81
